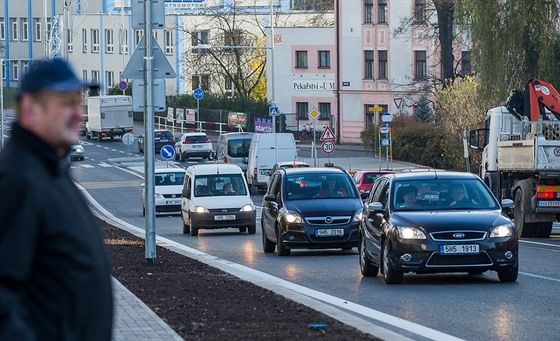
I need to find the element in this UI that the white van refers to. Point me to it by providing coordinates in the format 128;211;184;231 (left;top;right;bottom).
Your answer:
216;132;254;172
246;133;298;190
180;164;256;236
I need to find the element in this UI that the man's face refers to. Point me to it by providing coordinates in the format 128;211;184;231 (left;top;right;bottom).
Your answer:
24;90;84;153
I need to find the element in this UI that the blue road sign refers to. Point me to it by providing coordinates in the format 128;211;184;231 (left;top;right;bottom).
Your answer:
118;81;128;91
160;145;175;160
193;88;204;100
269;106;279;117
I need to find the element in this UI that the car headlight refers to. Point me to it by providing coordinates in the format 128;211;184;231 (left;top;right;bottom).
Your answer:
490;224;513;238
193;206;209;213
353;209;363;222
397;226;427;240
285;210;303;224
154;193;164;199
240;204;254;212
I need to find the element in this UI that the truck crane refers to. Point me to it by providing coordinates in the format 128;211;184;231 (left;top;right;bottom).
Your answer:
470;79;560;238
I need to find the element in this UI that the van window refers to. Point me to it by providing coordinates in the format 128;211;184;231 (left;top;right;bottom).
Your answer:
228;139;251;157
194;174;247;196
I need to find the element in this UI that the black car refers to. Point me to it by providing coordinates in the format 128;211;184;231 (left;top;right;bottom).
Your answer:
359;171;518;284
261;167;363;256
138;129;175;153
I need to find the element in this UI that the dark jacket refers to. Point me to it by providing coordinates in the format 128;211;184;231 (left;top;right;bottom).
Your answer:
0;123;113;341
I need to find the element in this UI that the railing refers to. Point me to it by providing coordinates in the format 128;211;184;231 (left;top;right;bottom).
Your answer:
153;116;243;135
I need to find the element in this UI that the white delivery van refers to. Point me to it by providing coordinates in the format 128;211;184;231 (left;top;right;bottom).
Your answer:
246;133;298;190
216;132;254;172
86;95;134;141
180;164;256;236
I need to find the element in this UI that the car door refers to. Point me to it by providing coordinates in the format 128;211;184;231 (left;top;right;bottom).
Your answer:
363;178;389;264
181;174;192;223
175;134;185;155
262;173;282;241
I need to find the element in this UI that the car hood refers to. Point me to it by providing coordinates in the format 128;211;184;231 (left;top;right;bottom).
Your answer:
391;210;511;232
285;198;362;216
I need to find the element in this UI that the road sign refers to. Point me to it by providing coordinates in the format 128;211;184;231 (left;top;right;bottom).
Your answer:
269;106;279;117
121;34;176;79
393;97;403;109
160;145;175;160
321;140;336;154
193;88;204;100
381;113;393;123
320;126;336;141
131;0;165;29
380;138;391;147
118;81;128;91
380;125;389;134
308;108;321;120
122;133;135;146
369;107;384;112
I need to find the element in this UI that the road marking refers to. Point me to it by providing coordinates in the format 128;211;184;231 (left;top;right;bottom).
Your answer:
99;162;112;168
79;185;462;341
520;240;560;248
520;272;560;282
80;164;95;168
79;180;141;189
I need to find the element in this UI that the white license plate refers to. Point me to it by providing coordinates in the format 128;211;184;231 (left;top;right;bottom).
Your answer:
214;215;236;221
537;200;560;207
166;200;180;205
315;229;344;237
192;145;203;148
440;244;479;255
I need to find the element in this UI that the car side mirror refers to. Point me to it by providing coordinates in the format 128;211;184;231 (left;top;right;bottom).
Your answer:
367;202;384;213
182;188;190;199
141;183;145;188
264;194;276;202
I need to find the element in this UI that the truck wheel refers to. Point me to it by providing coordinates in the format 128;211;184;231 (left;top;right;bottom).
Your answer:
535;222;553;238
97;133;102;142
86;131;91;140
514;187;537;238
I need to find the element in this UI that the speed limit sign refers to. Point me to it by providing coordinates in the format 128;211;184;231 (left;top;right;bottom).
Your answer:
321;140;336;154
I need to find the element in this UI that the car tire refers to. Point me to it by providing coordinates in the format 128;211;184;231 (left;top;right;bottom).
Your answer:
498;258;518;282
262;222;275;253
174;151;179;161
239;227;247;233
179;153;185;162
382;241;403;284
190;216;198;236
181;212;190;234
248;224;256;235
359;235;379;277
208;152;214;161
275;226;290;256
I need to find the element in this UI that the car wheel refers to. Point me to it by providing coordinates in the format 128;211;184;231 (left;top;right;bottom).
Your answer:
174;151;179;161
275;226;290;256
189;216;198;236
182;222;190;234
239;227;247;233
262;222;275;253
248;224;256;235
359;235;379;277
208;152;214;161
179;153;185;162
382;241;403;284
498;258;518;282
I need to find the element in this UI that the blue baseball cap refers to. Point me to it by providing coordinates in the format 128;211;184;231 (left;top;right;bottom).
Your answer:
18;58;97;98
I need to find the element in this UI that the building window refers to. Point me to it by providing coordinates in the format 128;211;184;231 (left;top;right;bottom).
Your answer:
0;18;4;40
364;50;374;79
91;70;100;83
415;0;426;25
319;102;331;120
105;29;114;53
414;51;427;80
364;0;373;24
378;0;387;23
296;102;308;120
11;61;19;81
21;61;29;76
224;29;243;47
378;50;387;79
105;71;114;88
67;29;73;52
46;18;52;40
192;75;210;91
191;30;210;52
10;18;18;41
292;0;333;11
119;29;128;54
134;30;143;47
461;51;472;76
1;61;6;80
164;30;173;55
91;29;100;53
82;29;87;52
21;18;28;41
318;50;330;68
33;18;41;41
296;51;308;68
83;70;88;82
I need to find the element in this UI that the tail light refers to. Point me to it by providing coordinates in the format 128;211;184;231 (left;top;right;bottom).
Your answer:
223;157;228;163
130;130;133;134
537;192;555;199
205;139;211;143
183;140;191;144
253;168;257;179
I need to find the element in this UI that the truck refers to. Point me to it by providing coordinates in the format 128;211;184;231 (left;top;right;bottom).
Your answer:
86;95;134;141
470;79;560;238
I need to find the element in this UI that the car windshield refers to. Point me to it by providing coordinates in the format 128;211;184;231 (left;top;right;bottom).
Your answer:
285;173;357;200
392;179;500;211
155;131;173;140
194;174;247;197
227;139;251;157
155;172;185;186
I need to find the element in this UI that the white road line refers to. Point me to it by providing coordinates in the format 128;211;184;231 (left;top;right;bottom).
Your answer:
519;272;560;283
98;162;112;168
80;164;95;168
79;185;462;341
520;240;560;248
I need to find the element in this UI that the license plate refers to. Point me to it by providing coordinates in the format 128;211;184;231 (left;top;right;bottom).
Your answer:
192;145;203;148
315;229;344;237
537;200;560;207
214;215;236;221
166;200;180;205
440;244;479;255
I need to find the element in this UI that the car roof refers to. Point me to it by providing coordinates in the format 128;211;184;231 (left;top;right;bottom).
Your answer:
154;167;186;174
384;170;479;181
275;161;308;166
186;163;243;175
182;132;207;136
220;132;254;137
282;167;348;176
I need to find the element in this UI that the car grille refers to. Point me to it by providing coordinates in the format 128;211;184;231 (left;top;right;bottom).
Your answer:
426;252;493;267
162;194;181;199
208;208;240;213
306;216;351;225
430;231;487;241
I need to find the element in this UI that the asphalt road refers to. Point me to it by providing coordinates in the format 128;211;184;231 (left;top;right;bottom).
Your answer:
68;136;560;341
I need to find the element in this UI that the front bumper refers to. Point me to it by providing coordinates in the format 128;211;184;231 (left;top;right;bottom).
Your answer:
279;221;360;250
191;210;256;229
154;197;182;213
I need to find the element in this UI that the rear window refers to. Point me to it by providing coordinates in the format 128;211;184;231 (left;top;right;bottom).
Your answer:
155;172;185;186
227;139;251;157
364;173;381;184
186;135;208;143
155;131;173;139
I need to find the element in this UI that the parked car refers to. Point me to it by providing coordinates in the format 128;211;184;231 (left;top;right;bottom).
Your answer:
138;129;175;153
352;170;395;194
180;164;256;236
141;168;186;216
69;139;85;161
359;171;518;284
261;167;363;256
174;132;214;161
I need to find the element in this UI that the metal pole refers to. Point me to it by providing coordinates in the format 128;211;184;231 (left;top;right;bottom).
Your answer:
144;0;156;264
313;120;317;166
196;98;200;131
270;0;276;133
1;59;4;150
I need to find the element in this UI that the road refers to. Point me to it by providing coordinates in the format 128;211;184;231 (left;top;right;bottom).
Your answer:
67;135;560;341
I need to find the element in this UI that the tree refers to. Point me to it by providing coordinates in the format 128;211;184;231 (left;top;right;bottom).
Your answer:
458;0;560;104
413;95;434;122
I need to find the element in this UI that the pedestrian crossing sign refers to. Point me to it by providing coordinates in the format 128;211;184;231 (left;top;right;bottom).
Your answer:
320;126;336;141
